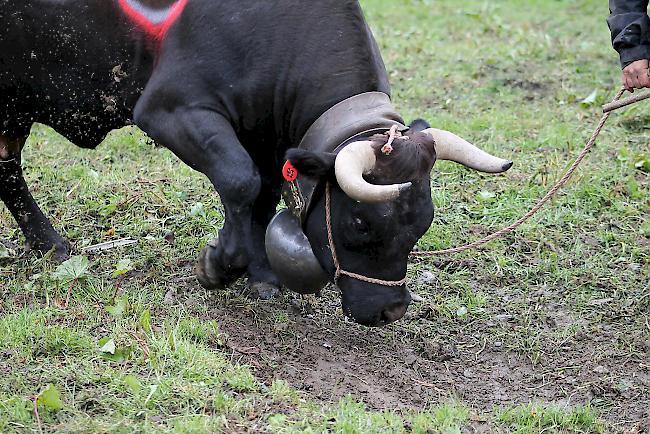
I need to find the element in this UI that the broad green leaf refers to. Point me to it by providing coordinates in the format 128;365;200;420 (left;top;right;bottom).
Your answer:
617;147;631;162
97;336;133;363
112;258;133;278
478;191;496;201
139;309;152;333
190;202;205;217
99;338;116;354
0;244;11;258
103;346;132;363
106;297;128;318
635;158;650;173
52;256;90;282
37;384;64;411
98;337;132;362
124;375;142;393
579;89;598;108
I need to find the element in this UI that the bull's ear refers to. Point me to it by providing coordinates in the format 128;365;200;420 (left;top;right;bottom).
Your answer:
285;149;336;178
408;118;431;132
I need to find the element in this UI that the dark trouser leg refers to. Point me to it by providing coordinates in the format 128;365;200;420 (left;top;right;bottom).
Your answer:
0;135;69;260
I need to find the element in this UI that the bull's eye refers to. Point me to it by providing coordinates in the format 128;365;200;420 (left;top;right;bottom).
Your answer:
352;216;369;234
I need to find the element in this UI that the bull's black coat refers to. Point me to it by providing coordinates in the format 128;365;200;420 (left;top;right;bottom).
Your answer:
1;0;388;148
0;0;433;326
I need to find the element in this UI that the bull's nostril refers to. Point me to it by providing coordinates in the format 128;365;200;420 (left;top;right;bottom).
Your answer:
380;303;408;325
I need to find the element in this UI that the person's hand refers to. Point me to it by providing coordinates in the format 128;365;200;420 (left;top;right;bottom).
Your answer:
622;59;650;92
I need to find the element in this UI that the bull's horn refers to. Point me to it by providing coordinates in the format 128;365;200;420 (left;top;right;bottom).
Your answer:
424;128;513;173
335;141;412;203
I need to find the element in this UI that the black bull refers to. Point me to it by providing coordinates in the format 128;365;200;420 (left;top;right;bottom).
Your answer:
0;0;512;326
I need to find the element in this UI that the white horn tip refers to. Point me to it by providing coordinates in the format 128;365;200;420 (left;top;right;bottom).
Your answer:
398;182;412;193
480;159;514;174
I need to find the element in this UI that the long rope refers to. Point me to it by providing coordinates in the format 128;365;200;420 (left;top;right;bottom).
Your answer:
411;87;627;257
603;88;650;113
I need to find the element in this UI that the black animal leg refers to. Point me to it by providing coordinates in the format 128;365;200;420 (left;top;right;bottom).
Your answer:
134;105;261;290
0;136;69;260
246;173;282;299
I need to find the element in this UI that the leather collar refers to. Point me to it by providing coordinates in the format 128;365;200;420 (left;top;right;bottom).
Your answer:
283;92;406;223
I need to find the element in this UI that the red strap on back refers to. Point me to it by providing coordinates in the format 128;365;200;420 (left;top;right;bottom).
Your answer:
117;0;188;41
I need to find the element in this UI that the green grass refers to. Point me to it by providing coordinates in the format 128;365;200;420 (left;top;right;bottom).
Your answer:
498;403;604;434
2;0;649;432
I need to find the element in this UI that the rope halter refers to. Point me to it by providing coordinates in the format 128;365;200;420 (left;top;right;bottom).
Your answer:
325;181;408;287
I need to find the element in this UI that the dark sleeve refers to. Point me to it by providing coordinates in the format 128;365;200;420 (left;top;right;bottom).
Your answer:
608;0;650;68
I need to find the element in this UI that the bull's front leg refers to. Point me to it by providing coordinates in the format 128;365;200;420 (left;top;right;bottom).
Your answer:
246;171;283;298
0;135;70;260
133;104;279;296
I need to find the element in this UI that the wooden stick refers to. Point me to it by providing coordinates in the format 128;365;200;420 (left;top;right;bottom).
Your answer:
82;238;138;253
33;396;43;434
602;89;650;113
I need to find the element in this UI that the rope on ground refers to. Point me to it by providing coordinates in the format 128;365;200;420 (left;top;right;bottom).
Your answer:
411;87;627;257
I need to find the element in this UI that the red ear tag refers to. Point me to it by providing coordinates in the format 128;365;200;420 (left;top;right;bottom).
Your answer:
282;160;298;182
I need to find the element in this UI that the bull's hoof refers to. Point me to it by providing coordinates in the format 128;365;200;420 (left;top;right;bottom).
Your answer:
25;238;70;262
51;241;71;262
195;238;246;290
195;239;228;290
249;281;280;300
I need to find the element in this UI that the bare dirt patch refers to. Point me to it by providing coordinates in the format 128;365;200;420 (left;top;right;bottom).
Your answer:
178;282;650;431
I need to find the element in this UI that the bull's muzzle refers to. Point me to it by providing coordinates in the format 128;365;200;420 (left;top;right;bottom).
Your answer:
265;209;329;294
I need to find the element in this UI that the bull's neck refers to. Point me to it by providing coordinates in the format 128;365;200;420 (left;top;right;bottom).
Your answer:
284;92;406;224
297;92;405;154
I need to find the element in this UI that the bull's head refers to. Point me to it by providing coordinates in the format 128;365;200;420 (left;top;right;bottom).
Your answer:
275;123;512;327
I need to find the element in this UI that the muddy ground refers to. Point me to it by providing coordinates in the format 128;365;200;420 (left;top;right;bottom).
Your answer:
169;272;650;432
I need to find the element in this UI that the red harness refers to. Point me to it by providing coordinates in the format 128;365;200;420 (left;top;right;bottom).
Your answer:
117;0;188;42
